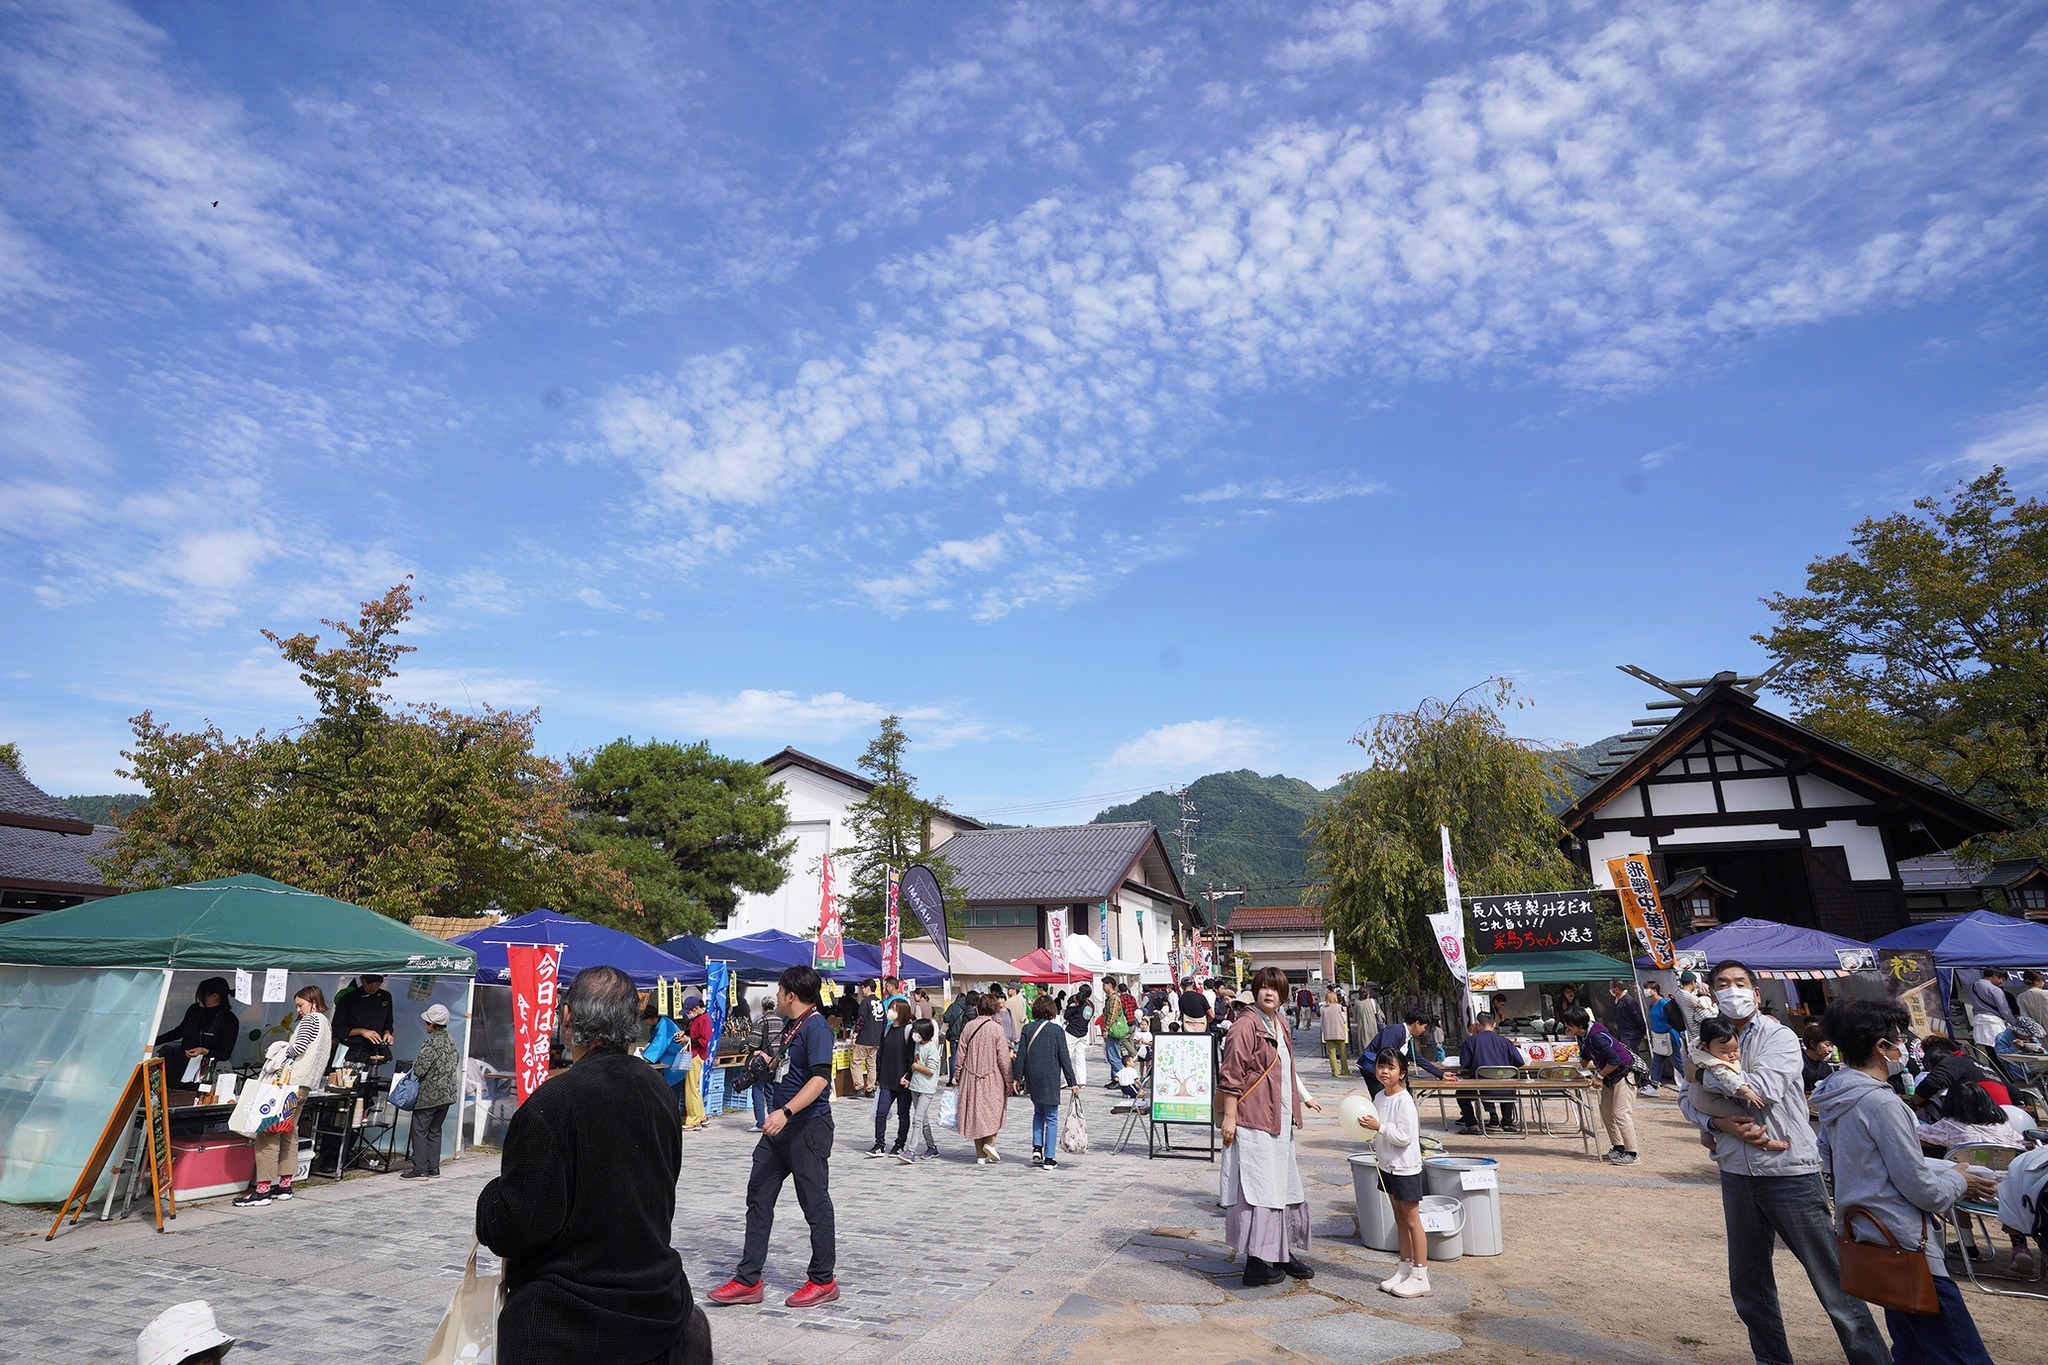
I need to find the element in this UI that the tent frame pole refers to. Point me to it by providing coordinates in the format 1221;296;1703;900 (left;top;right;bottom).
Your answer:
457;977;475;1160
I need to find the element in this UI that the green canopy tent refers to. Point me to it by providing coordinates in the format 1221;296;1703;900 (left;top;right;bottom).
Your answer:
1471;949;1636;984
0;876;478;1204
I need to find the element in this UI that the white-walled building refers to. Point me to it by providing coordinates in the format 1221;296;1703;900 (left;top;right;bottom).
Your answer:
720;748;982;938
1559;671;2006;940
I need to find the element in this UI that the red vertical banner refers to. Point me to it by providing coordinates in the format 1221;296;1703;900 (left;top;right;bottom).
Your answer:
882;874;902;980
815;853;845;971
507;944;562;1106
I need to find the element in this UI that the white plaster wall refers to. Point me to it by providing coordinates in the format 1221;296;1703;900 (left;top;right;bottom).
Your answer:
1657;823;1792;845
1808;820;1891;881
1720;777;1793;812
1595;788;1643;820
1649;783;1720;816
1587;831;1649;888
1798;775;1872;808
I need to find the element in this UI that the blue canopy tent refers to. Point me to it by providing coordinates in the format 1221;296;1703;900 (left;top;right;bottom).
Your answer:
1636;917;1877;980
454;909;703;988
842;937;947;983
698;928;947;981
659;935;796;982
1870;910;2048;969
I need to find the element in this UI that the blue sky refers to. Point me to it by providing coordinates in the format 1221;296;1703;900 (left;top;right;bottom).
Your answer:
3;0;2045;825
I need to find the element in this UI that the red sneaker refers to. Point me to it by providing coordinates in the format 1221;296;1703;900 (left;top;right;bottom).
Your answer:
706;1278;764;1306
785;1279;840;1308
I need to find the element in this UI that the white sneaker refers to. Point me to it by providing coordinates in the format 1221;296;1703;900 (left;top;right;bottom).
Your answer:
1378;1260;1413;1291
1389;1266;1433;1298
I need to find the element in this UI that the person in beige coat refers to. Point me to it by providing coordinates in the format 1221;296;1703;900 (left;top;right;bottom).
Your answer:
1320;991;1349;1077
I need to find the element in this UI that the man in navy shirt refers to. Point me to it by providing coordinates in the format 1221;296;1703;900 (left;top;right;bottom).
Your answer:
1455;1013;1525;1134
1363;1013;1444;1095
709;965;840;1310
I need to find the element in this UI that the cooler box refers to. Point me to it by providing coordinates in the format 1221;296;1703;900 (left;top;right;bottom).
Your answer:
170;1135;254;1201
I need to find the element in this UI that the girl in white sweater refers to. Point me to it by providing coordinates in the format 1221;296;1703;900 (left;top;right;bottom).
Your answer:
1357;1048;1430;1297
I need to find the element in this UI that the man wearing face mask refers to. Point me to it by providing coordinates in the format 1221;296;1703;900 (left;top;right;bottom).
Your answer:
1679;960;1885;1365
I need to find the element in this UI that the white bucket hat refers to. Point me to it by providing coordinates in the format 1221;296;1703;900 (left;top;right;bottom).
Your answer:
137;1301;233;1365
421;1003;450;1026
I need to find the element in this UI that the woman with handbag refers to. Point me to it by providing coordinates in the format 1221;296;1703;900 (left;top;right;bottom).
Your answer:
1013;994;1081;1168
403;1002;461;1178
1217;966;1323;1288
954;993;1013;1164
235;985;331;1208
1813;999;2000;1364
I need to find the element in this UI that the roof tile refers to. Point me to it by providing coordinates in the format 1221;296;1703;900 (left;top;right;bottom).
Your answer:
937;823;1160;903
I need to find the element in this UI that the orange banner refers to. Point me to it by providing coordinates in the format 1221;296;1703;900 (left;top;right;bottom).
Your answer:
1607;853;1676;970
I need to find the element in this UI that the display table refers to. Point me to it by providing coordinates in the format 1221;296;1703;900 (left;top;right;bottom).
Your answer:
1410;1076;1598;1155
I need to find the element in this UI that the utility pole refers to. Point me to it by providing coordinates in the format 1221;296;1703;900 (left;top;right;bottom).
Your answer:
1171;785;1198;970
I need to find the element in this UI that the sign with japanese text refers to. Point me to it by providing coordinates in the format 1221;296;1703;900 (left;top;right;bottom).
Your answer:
814;853;845;971
1468;891;1599;955
507;943;561;1106
1048;906;1069;975
1879;949;1946;1038
704;960;730;1102
1432;827;1470;1000
1607;854;1676;969
881;874;902;981
900;865;948;963
1149;1032;1214;1125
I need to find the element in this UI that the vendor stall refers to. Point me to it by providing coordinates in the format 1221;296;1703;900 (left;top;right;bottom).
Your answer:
1009;948;1093;985
1469;948;1637;1054
1633;917;1883;1016
0;874;477;1206
1870;910;2048;1031
903;937;1022;985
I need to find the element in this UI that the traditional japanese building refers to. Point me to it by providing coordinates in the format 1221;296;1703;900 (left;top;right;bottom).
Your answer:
1227;905;1336;990
0;765;120;924
1558;668;2009;940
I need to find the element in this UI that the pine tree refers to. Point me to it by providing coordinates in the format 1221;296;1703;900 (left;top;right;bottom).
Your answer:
836;716;966;941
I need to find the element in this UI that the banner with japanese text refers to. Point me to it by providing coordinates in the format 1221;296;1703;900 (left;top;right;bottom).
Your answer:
1048;906;1068;974
703;960;730;1101
1431;826;1469;989
507;943;561;1106
815;853;845;970
1608;853;1676;969
882;874;902;980
1468;891;1599;954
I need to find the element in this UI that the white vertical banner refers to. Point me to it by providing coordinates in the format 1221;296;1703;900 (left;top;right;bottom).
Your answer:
1432;825;1472;1022
1048;906;1069;975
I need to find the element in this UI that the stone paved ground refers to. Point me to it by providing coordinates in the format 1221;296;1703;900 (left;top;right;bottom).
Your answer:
6;1030;2043;1364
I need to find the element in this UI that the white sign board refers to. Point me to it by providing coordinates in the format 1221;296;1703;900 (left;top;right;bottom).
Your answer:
1462;1167;1498;1190
1421;1205;1459;1233
262;967;288;1003
234;969;252;1005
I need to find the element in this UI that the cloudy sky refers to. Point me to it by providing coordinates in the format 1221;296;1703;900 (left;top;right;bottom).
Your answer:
3;0;2045;823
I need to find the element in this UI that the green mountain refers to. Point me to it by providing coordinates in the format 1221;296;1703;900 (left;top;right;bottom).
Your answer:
60;794;147;825
1092;770;1331;914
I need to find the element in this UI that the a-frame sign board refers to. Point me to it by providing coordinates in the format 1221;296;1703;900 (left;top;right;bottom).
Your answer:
46;1057;177;1240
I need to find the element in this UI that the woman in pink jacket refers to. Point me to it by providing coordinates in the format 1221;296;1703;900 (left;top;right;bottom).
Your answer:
1218;966;1324;1287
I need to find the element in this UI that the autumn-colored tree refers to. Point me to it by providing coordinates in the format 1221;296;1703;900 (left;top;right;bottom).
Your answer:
1308;681;1581;992
100;583;635;922
563;738;795;942
835;716;966;941
1759;468;2048;864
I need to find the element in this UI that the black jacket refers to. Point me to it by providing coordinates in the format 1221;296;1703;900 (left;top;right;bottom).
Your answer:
477;1049;691;1364
156;1002;239;1061
1013;1019;1079;1105
876;1022;916;1089
332;986;395;1055
854;997;886;1048
1611;993;1648;1050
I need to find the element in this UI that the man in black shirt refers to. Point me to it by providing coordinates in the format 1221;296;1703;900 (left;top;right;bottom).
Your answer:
850;984;884;1097
709;964;840;1309
332;975;396;1064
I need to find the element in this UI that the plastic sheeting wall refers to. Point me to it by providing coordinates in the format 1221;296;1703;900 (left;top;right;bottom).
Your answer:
0;966;167;1205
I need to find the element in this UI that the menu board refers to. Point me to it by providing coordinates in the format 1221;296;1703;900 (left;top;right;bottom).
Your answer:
1469;891;1598;954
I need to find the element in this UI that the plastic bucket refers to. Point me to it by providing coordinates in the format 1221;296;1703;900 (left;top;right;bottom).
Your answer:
1425;1156;1501;1257
1348;1153;1400;1252
1418;1193;1465;1261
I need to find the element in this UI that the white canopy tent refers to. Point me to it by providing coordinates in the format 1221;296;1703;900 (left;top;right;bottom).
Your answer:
903;938;1023;981
1066;933;1142;976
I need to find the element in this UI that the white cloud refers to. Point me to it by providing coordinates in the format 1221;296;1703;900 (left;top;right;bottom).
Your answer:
1952;400;2048;482
1099;718;1277;785
647;689;1002;748
1183;479;1384;505
596;0;2045;542
1638;445;1681;471
0;336;104;472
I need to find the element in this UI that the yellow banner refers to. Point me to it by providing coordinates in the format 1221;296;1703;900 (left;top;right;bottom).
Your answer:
1608;853;1676;970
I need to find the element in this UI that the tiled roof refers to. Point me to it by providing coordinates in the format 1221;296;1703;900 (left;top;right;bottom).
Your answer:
1229;905;1326;933
0;765;92;833
0;822;119;889
937;822;1163;903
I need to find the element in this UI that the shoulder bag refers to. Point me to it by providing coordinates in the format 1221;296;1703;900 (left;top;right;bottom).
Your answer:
1836;1206;1938;1315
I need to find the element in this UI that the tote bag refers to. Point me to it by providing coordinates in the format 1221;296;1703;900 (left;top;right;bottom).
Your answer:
422;1240;503;1364
229;1066;297;1137
937;1088;959;1131
1059;1101;1088;1155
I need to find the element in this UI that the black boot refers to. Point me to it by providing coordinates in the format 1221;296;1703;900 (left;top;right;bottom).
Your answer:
1241;1255;1285;1288
1281;1257;1315;1280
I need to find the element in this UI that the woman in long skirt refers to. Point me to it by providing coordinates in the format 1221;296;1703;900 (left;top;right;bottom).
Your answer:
1217;966;1323;1287
954;993;1013;1164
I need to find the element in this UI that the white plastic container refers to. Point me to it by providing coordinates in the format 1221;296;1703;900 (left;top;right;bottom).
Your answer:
1418;1193;1465;1261
1347;1153;1400;1252
1425;1156;1502;1256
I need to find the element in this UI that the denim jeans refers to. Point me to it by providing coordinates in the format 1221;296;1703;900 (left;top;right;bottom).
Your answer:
1885;1272;1994;1365
1104;1034;1125;1076
751;1079;769;1128
1031;1101;1060;1152
1719;1171;1887;1365
1648;1048;1676;1088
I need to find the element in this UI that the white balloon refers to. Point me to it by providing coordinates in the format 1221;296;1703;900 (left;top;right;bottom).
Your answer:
1337;1093;1375;1136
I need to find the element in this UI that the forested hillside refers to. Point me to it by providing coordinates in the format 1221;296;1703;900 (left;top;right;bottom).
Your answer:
60;793;147;824
1093;770;1330;909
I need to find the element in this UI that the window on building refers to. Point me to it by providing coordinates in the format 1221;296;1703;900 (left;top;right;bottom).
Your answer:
2016;887;2047;913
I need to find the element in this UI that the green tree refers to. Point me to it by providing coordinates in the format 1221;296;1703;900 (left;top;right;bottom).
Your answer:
564;738;795;942
835;716;966;941
100;582;635;922
1759;468;2048;863
1308;680;1581;991
0;742;23;775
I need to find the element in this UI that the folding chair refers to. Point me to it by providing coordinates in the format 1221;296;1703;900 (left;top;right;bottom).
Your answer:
1944;1144;2048;1300
1474;1066;1523;1137
1530;1064;1579;1137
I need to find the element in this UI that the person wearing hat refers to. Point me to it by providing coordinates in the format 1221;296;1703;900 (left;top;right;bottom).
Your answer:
154;978;238;1084
332;974;396;1065
402;1002;461;1178
137;1301;233;1365
681;995;714;1131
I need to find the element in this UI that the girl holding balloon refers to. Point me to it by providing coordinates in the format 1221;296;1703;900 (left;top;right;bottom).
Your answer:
1355;1049;1431;1298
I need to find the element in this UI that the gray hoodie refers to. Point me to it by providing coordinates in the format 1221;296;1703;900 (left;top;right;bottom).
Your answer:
1813;1066;1968;1279
1678;1011;1819;1176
